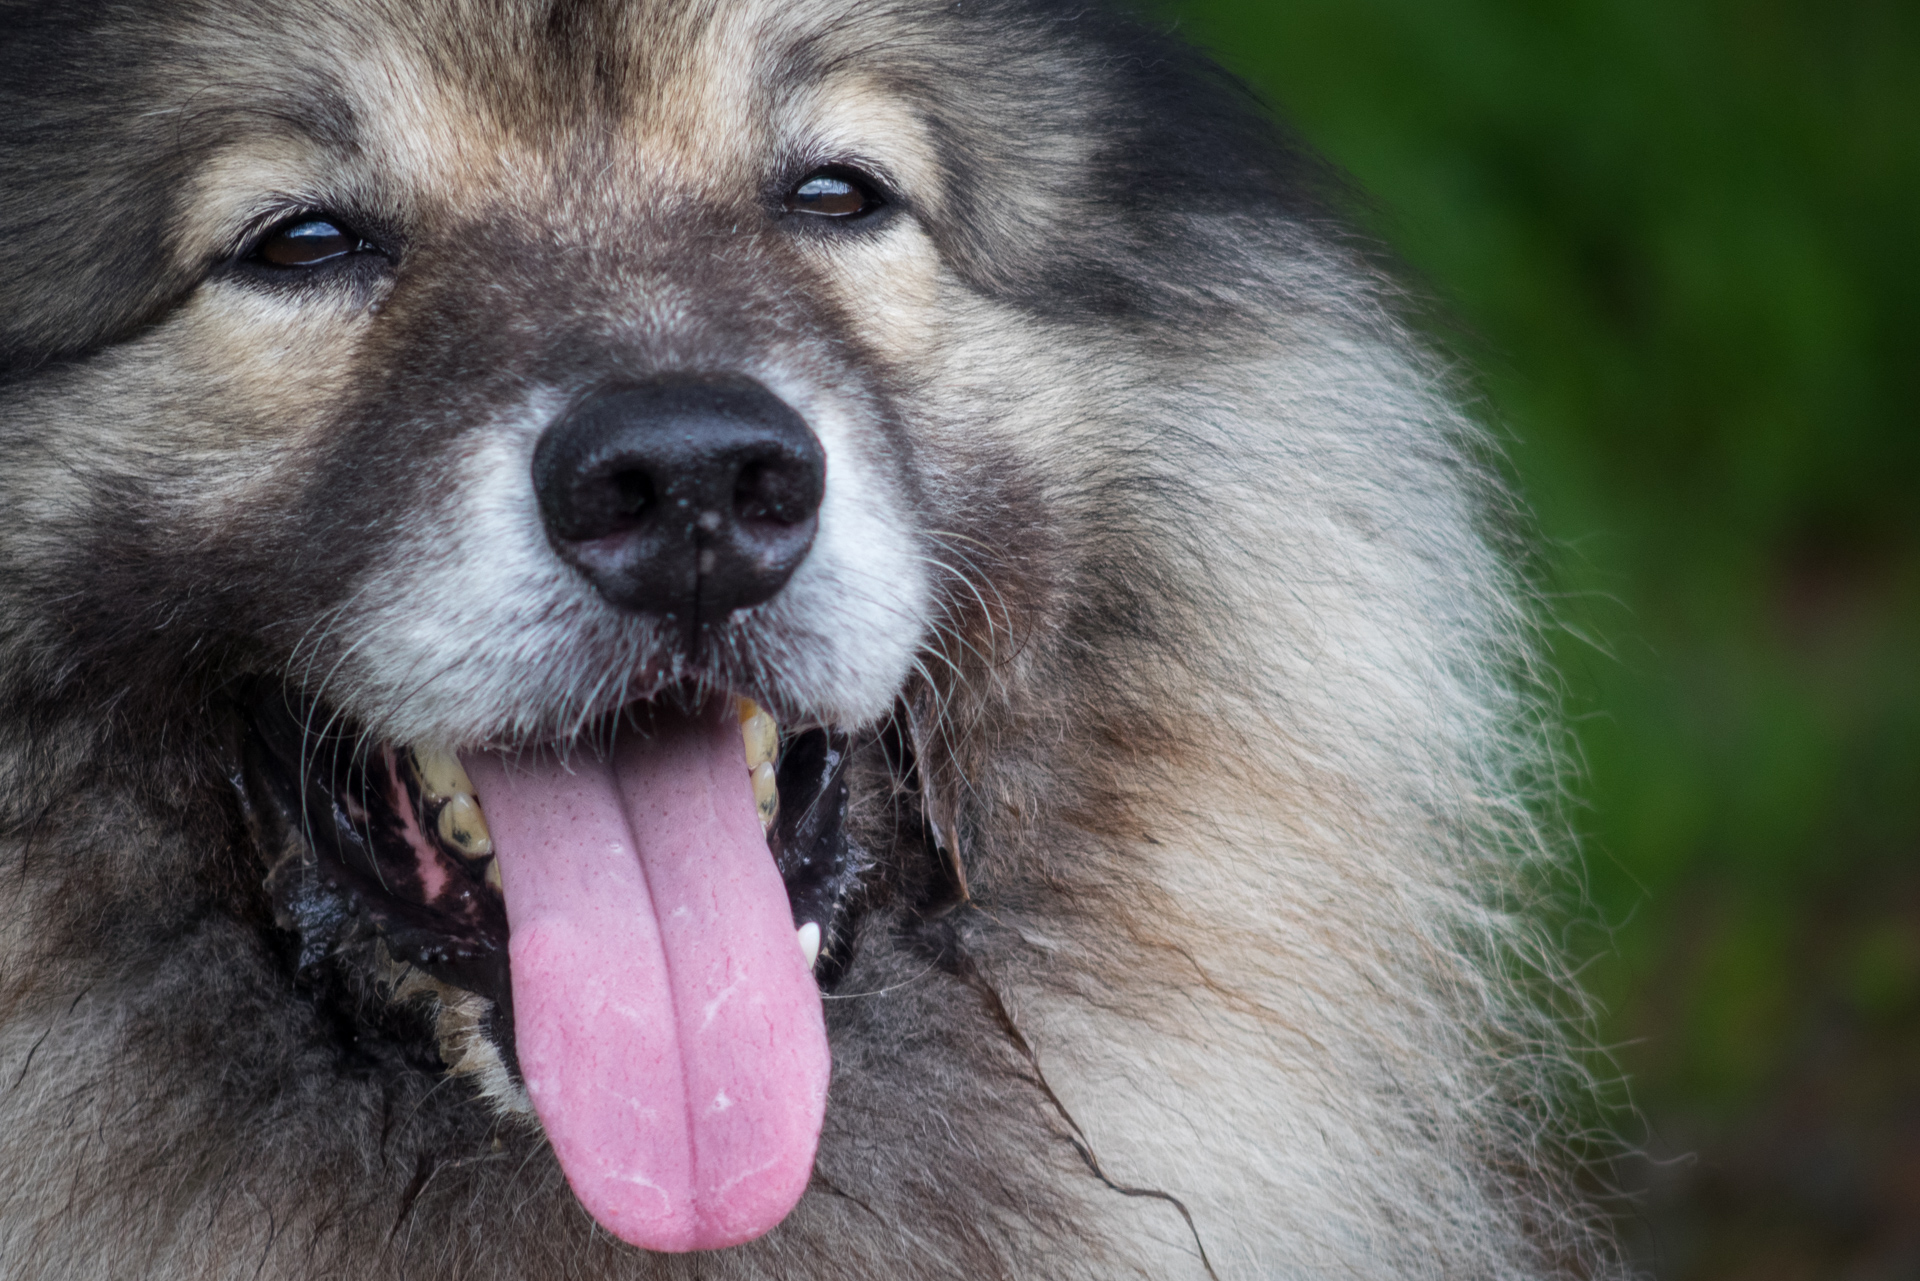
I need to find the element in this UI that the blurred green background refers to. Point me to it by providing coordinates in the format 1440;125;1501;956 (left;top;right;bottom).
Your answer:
1156;1;1920;1276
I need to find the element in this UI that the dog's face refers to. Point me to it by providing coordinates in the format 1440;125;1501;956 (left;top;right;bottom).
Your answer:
48;2;1027;1250
3;0;1213;1254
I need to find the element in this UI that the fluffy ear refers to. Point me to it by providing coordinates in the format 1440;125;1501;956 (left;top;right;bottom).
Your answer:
0;2;202;373
901;1;1343;323
883;3;1305;322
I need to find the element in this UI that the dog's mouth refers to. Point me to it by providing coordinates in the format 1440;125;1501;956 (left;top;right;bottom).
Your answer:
242;688;871;1252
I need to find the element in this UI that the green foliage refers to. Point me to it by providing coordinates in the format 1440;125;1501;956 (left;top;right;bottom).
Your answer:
1156;0;1920;1274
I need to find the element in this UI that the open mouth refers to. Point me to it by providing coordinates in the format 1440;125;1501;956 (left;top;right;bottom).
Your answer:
240;687;872;1252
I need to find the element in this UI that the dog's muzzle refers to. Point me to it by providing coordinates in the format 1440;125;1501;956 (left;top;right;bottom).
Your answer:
237;376;874;1253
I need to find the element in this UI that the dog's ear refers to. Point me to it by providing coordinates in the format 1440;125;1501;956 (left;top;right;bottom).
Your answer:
905;3;1341;325
0;1;204;375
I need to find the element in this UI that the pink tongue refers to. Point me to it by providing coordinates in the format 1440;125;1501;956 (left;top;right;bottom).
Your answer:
461;705;829;1253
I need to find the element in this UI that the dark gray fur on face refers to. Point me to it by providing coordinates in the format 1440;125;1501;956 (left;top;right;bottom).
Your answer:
0;1;1618;1277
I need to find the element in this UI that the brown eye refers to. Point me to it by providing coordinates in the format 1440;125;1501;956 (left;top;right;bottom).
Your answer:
782;169;881;219
254;217;360;267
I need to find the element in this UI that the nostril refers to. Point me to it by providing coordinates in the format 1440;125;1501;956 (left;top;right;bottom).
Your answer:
735;456;818;526
539;459;658;543
611;468;654;521
736;462;772;521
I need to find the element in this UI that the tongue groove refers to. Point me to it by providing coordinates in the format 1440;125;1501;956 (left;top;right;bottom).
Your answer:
462;704;829;1252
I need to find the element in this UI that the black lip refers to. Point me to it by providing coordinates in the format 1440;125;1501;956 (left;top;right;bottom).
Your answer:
764;724;868;990
239;687;871;1075
245;693;510;996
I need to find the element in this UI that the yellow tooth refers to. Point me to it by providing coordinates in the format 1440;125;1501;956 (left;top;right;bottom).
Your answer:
412;747;475;804
740;704;779;771
797;922;821;969
751;760;778;830
484;857;503;894
437;793;494;859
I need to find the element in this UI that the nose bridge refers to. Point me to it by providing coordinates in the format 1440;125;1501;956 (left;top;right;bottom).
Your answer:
404;183;794;392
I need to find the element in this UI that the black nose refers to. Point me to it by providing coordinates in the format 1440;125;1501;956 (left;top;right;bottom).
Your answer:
532;376;825;619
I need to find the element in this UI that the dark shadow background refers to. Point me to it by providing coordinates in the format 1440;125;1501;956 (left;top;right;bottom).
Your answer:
1155;1;1920;1277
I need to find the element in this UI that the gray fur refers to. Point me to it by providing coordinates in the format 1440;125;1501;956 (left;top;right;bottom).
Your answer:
0;0;1616;1276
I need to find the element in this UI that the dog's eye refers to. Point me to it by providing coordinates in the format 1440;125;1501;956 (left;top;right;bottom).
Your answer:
782;169;882;220
252;216;366;268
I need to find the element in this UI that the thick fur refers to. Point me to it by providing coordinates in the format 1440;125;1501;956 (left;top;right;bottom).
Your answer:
0;1;1612;1277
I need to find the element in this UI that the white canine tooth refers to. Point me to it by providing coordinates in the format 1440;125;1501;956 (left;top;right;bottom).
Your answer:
484;857;503;894
797;922;821;969
751;761;778;830
438;793;494;859
737;699;779;770
412;747;476;804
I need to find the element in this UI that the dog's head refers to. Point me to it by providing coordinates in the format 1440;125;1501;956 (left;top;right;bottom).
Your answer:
0;0;1328;1255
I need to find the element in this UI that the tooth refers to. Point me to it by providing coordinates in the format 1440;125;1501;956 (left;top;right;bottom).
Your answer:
412;747;476;804
484;857;503;893
437;793;494;859
739;701;778;770
796;921;821;969
751;760;778;830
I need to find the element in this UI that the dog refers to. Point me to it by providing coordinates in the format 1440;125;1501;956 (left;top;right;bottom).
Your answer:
0;0;1614;1276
